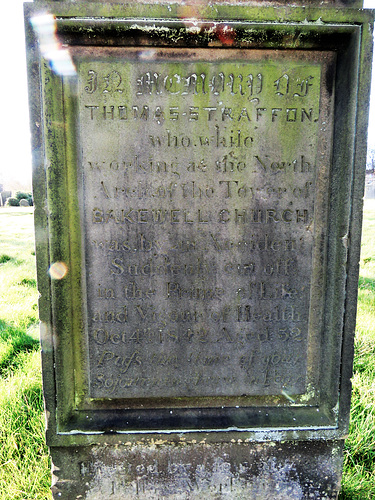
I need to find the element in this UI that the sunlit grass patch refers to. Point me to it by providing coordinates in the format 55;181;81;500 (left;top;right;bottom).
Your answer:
340;199;375;499
0;351;50;500
0;209;38;329
339;471;375;500
0;320;40;376
18;277;37;287
0;255;12;264
341;373;375;499
0;207;51;499
347;374;375;457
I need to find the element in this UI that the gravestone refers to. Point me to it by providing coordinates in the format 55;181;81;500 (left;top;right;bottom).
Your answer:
25;1;373;498
19;198;30;207
365;177;375;198
1;191;11;206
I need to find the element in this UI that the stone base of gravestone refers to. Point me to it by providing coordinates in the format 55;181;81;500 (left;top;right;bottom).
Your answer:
50;440;343;499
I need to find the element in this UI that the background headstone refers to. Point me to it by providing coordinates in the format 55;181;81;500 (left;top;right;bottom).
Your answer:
1;191;12;205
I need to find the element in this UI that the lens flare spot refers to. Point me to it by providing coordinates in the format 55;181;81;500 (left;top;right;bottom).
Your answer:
31;14;76;76
49;262;68;280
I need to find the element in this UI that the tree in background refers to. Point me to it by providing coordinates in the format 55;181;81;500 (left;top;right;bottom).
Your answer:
15;191;33;206
5;192;34;207
6;197;20;207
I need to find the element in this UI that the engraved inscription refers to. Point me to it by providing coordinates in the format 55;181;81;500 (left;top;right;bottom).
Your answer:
76;49;331;399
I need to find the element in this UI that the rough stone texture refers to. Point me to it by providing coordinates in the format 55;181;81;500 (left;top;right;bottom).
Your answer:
51;440;343;499
77;48;333;401
33;0;364;8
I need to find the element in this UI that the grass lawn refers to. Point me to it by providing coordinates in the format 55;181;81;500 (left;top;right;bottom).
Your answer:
340;199;375;499
0;207;50;499
0;202;374;499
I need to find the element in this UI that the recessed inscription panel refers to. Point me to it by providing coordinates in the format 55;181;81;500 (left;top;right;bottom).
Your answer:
76;49;331;399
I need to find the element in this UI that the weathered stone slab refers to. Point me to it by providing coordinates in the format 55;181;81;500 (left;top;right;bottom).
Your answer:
24;2;373;499
51;440;344;499
25;0;374;436
76;48;333;400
